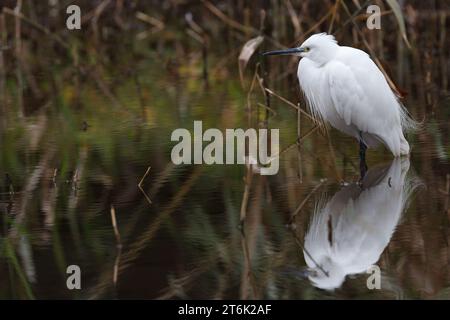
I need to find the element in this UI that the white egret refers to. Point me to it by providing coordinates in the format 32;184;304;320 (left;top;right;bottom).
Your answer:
263;33;417;176
303;158;419;290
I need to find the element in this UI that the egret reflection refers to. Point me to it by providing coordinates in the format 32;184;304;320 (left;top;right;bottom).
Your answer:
304;158;419;290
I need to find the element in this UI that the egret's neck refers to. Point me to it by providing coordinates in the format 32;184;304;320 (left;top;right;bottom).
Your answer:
310;43;339;66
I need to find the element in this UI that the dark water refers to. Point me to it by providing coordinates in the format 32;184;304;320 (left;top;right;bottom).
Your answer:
1;71;448;300
0;37;449;299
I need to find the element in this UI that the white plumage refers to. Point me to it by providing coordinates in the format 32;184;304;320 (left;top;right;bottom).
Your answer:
264;33;416;156
303;158;418;290
299;33;416;156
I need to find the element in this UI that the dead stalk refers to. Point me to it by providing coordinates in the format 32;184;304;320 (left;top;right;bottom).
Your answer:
325;130;342;181
14;0;23;117
239;168;253;223
138;166;152;205
110;204;122;286
328;0;341;33
110;205;122;246
240;232;258;299
264;88;318;125
290;179;326;222
3;7;69;50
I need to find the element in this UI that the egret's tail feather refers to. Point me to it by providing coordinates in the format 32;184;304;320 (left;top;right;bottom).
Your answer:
399;136;410;155
399;103;420;133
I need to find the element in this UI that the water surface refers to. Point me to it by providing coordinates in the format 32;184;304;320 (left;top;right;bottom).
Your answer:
0;6;449;299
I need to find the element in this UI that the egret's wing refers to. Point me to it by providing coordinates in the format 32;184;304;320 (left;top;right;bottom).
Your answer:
326;60;370;131
328;48;412;155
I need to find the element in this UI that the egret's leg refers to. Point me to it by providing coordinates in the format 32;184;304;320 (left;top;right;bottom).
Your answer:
359;134;368;179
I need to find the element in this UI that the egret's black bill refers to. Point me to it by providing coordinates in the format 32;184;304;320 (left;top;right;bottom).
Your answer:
262;47;303;56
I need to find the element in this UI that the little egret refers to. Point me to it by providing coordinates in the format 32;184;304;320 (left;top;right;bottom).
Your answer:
263;33;417;176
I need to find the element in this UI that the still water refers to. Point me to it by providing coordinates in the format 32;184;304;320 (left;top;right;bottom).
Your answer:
0;51;449;299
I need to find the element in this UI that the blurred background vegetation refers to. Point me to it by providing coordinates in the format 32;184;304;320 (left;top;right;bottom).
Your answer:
0;0;449;299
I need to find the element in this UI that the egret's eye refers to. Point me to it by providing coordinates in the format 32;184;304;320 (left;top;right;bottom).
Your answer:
303;47;310;52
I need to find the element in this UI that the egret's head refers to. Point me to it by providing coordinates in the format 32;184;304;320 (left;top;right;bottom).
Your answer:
262;33;338;65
